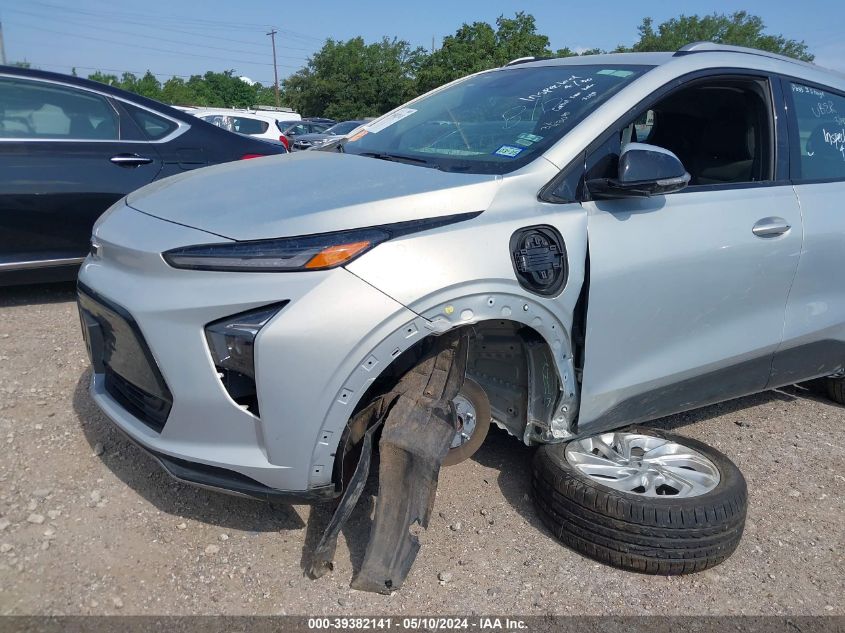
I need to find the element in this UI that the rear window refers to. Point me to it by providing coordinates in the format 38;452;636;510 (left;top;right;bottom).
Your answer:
123;102;178;140
201;114;269;135
788;82;845;181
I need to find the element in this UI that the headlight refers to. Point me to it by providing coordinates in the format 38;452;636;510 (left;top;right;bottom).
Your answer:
163;228;388;272
205;302;288;415
205;302;286;379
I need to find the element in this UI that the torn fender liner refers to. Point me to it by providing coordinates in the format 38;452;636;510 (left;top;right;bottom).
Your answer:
306;401;384;580
307;332;468;593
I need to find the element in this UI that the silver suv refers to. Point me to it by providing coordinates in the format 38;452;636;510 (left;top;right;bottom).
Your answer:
78;43;845;590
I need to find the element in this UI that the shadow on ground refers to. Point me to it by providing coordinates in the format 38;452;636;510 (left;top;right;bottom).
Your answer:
72;368;306;533
0;281;76;307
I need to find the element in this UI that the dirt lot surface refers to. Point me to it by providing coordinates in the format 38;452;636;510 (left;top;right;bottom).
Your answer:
0;282;843;616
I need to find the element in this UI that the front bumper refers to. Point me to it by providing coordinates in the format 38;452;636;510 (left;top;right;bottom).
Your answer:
78;201;419;497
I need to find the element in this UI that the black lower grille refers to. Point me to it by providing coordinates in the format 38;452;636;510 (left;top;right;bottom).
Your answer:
104;367;170;432
78;283;173;433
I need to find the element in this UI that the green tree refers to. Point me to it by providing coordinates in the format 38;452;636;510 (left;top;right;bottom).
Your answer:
87;71;119;87
159;77;196;105
415;22;497;93
631;11;813;61
284;37;424;119
416;12;551;93
134;71;162;99
493;12;551;65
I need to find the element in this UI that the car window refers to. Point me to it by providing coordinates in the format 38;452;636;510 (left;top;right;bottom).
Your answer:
122;102;178;140
595;76;772;187
200;114;267;136
787;82;845;181
285;124;309;135
0;77;119;140
545;75;774;202
344;65;648;174
325;121;362;135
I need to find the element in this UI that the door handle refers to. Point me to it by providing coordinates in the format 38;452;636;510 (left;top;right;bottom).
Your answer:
110;153;153;167
752;217;791;238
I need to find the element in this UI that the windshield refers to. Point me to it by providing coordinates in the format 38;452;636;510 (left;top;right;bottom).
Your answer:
326;120;363;135
344;64;649;174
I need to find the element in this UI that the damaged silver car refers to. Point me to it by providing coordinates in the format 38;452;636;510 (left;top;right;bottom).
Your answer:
78;42;845;591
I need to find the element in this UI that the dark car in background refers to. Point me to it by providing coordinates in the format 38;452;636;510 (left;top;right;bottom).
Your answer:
302;116;336;126
291;120;366;150
0;65;287;286
276;120;331;150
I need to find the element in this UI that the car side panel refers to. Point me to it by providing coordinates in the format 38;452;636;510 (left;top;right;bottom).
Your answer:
770;181;845;384
0;139;162;265
578;185;803;431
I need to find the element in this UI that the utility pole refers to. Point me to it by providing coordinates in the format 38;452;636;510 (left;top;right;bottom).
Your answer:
267;28;280;108
0;21;7;66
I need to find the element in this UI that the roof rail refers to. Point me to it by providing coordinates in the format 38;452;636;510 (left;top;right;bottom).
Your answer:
674;41;816;67
505;56;536;67
253;104;296;113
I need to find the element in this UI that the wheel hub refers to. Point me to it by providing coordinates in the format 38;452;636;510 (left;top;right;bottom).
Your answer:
564;432;721;498
450;393;477;449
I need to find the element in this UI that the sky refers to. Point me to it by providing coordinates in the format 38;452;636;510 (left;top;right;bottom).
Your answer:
2;0;844;85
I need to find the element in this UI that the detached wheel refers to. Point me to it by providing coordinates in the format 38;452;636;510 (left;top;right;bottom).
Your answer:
443;379;491;466
825;376;845;404
532;427;746;574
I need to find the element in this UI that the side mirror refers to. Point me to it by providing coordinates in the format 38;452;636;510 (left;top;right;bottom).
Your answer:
586;143;690;199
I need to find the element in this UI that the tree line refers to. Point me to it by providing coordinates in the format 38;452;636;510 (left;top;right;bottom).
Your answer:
16;11;813;119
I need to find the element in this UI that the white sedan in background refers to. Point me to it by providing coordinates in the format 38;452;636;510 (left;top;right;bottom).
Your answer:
189;107;301;144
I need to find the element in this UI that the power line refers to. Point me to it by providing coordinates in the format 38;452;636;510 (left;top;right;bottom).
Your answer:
2;6;315;53
8;21;304;69
3;8;311;61
26;0;324;42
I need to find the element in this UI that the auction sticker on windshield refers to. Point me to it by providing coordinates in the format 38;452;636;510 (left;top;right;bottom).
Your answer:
493;145;524;158
365;108;418;133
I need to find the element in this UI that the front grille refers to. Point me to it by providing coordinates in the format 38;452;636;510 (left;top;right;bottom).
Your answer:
104;367;170;432
78;283;173;433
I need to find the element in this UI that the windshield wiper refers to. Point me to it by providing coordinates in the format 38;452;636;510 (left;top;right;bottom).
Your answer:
357;152;441;170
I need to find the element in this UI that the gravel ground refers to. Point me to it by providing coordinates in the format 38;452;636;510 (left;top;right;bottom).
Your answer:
0;282;843;616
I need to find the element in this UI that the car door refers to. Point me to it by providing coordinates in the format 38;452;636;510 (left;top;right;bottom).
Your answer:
574;73;803;432
115;100;211;178
768;77;845;384
0;75;163;268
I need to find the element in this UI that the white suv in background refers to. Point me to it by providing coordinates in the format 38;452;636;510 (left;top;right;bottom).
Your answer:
189;107;301;144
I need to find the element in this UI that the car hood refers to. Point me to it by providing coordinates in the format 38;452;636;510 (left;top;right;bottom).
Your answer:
126;151;500;241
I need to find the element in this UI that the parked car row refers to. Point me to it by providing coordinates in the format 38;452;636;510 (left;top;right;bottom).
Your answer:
178;106;355;150
0;65;287;285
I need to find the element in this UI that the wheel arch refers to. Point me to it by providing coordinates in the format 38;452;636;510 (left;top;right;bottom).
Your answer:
308;286;582;491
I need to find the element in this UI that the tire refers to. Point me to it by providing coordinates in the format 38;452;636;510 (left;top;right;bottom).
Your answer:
532;426;747;575
443;379;491;466
825;377;845;404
